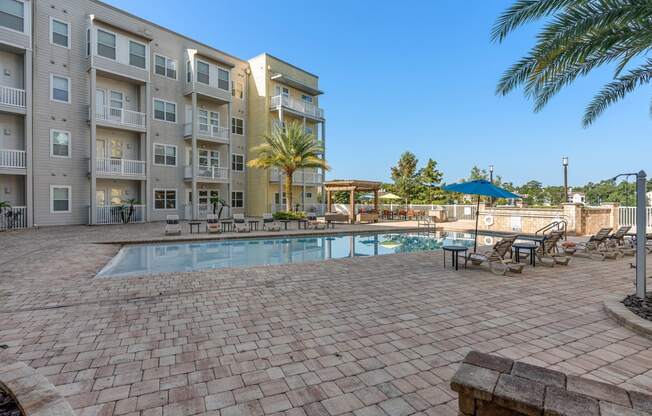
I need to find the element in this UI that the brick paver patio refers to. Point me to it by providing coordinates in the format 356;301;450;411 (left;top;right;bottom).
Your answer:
1;224;651;416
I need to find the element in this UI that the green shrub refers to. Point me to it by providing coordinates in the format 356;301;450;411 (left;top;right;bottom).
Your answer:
273;211;306;220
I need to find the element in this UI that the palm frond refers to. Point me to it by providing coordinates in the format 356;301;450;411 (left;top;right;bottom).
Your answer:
492;0;578;42
583;60;652;126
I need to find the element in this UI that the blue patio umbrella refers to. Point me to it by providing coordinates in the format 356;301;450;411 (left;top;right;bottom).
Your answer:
442;180;520;252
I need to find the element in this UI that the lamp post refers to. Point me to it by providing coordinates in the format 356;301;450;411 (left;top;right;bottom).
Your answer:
489;165;494;205
562;157;569;203
612;171;647;299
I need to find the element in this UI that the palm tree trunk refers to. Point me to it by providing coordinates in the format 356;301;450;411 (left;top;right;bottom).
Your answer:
285;172;293;211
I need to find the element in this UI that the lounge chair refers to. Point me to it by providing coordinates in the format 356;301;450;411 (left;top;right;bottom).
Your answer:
567;227;618;260
467;235;526;275
606;225;635;256
206;214;221;234
262;213;281;231
233;213;249;233
535;231;570;266
165;215;181;236
307;212;326;230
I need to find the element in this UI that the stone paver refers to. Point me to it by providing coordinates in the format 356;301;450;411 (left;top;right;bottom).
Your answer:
0;224;651;416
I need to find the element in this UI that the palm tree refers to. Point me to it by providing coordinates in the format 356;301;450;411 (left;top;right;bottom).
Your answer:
248;121;329;211
494;0;652;126
209;195;229;218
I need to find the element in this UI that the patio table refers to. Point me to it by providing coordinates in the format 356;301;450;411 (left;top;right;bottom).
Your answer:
220;220;234;233
513;242;538;267
188;221;202;234
248;219;260;231
279;220;292;230
443;245;468;270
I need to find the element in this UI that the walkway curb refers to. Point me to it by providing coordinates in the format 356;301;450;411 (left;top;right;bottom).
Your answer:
0;350;75;416
603;295;652;340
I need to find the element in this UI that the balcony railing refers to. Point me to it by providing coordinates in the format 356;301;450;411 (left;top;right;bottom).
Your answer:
271;95;324;119
95;104;146;129
185;165;230;181
0;206;27;230
0;85;26;109
0;149;26;169
270;168;323;185
96;205;146;225
96;158;145;177
184;123;230;142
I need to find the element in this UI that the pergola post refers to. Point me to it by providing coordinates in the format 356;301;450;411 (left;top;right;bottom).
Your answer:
349;188;356;224
326;191;332;213
374;190;379;212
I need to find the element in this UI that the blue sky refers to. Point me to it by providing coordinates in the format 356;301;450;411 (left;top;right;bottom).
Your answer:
105;0;652;186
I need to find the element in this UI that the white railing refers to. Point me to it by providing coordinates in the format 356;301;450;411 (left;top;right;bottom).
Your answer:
184;204;231;220
191;165;230;181
96;205;146;225
271;95;324;119
0;149;26;169
270;168;323;185
95;104;146;129
0;206;27;230
272;203;327;215
96;158;145;176
619;206;652;228
0;85;26;109
184;123;230;142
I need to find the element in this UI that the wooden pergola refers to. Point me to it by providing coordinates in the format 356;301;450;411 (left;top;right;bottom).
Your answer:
324;180;383;224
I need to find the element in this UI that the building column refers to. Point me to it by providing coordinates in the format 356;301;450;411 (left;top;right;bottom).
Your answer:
24;50;33;227
89;68;97;225
321;121;326;204
227;102;233;214
277;108;283;211
191;92;198;220
302;117;306;209
142;81;151;221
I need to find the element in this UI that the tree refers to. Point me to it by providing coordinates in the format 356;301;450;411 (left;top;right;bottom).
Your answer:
468;166;488;181
209;195;229;218
494;0;652;126
390;152;420;204
248;121;329;211
120;198;141;224
418;159;443;204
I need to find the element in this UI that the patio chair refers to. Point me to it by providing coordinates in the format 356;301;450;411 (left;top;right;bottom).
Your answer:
165;215;181;236
606;225;635;256
535;231;570;266
206;214;221;234
233;213;249;233
466;235;526;275
566;227;618;260
262;213;281;231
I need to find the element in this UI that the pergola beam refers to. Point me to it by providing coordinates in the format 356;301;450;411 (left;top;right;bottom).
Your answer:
324;180;382;224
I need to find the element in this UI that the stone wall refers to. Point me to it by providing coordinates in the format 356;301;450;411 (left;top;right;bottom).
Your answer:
451;351;652;416
476;203;621;236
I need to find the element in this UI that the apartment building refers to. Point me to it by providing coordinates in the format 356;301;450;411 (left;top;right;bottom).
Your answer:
0;0;325;227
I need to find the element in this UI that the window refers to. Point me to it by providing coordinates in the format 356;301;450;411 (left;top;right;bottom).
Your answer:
0;0;24;32
51;185;71;213
301;94;313;103
232;81;243;99
154;189;177;210
154;143;177;166
305;192;313;199
153;99;176;123
232;154;244;171
110;139;123;158
275;86;289;98
97;29;116;59
51;74;70;103
199;149;219;167
109;91;123;109
50;18;69;48
198;190;219;206
129;41;146;69
86;29;90;56
155;54;177;79
218;68;229;90
50;130;70;158
186;60;191;82
231;191;244;208
197;61;209;84
231;117;244;135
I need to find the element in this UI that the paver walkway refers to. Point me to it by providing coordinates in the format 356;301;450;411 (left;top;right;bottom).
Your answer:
0;224;651;416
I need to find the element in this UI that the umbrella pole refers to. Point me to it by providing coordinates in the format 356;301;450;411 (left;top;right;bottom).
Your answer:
474;195;480;252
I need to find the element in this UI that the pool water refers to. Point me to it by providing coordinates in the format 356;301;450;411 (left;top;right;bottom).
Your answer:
97;231;493;278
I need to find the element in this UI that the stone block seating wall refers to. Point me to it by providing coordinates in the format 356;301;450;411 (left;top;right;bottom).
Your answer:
0;350;75;416
451;351;652;416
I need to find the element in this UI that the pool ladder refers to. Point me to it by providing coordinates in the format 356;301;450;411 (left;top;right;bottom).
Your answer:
535;219;568;240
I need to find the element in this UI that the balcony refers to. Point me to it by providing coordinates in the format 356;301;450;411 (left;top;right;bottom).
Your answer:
0;149;26;172
96;158;146;179
0;85;27;114
270;168;323;185
184;165;230;183
96;205;146;225
270;95;324;120
184;123;229;144
94;105;146;132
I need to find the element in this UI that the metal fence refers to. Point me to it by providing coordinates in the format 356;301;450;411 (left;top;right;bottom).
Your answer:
619;206;652;228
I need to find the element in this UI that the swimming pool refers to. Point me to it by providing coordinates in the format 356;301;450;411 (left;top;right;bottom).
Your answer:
97;231;494;278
